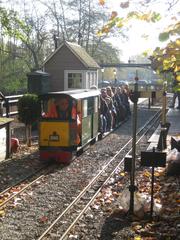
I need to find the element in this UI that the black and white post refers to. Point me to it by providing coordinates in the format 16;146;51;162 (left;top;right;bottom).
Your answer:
129;70;139;215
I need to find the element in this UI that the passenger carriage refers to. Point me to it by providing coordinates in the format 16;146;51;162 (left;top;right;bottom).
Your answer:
39;89;100;163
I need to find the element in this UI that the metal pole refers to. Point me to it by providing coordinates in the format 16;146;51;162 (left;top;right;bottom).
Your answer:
101;68;104;87
150;165;155;219
148;97;151;109
150;148;156;218
157;81;168;151
162;82;167;125
6;122;11;159
129;71;138;214
5;99;9;118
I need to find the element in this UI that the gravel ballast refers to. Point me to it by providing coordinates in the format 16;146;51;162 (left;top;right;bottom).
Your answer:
0;107;164;240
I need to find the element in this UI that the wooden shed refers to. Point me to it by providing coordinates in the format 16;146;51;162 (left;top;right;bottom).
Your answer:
43;41;100;91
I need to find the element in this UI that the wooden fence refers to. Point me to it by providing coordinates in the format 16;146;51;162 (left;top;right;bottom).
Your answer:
0;93;23;117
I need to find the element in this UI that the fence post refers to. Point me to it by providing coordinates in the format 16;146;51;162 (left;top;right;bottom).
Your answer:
5;98;10;118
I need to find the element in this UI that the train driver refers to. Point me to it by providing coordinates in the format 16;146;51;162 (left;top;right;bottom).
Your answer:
43;97;71;120
56;97;72;120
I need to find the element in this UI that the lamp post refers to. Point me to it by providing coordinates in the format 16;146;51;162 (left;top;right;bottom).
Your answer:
101;68;104;86
113;69;117;85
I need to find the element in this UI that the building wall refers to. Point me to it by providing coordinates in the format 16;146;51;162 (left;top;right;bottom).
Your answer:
44;45;87;91
0;126;6;161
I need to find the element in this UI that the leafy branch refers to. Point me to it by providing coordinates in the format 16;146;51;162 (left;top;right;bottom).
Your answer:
0;7;30;42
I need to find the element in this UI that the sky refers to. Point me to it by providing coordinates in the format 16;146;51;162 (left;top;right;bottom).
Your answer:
1;0;179;63
103;0;179;62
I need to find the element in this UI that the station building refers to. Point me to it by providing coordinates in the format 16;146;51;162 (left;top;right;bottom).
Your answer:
43;41;100;91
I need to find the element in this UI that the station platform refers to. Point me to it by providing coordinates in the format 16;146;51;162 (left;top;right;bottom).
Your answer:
148;108;180;150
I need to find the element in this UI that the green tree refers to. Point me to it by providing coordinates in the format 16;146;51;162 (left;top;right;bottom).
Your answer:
0;6;30;94
0;7;29;41
41;0;122;60
0;40;29;95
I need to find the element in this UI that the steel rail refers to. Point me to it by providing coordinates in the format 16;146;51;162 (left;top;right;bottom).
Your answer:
0;163;54;210
37;110;161;240
0;108;160;211
0;163;49;196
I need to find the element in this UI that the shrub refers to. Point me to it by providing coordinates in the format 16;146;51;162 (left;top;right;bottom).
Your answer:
18;94;40;124
18;94;40;146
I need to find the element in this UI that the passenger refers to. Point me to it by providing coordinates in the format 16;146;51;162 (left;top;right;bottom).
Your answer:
124;83;130;96
106;86;117;128
111;86;115;94
114;87;126;122
99;88;108;133
111;86;119;126
99;89;108;133
121;87;131;116
106;86;114;98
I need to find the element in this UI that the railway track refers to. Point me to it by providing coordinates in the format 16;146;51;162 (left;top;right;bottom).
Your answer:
0;119;131;211
0;117;129;212
0;103;162;240
0;102;138;212
0;163;57;210
37;110;161;240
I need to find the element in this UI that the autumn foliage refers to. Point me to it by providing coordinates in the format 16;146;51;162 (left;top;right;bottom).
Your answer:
98;0;179;79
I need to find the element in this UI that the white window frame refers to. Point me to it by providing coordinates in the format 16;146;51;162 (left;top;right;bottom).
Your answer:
86;70;98;89
64;70;86;90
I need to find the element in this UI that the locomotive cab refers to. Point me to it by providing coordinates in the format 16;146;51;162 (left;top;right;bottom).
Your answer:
39;89;100;163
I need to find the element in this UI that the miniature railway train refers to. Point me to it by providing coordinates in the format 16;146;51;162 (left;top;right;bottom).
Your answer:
38;86;163;163
39;81;165;163
0;84;163;163
39;88;132;163
39;89;101;163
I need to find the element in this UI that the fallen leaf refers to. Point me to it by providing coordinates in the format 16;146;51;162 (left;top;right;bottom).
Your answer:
143;170;151;177
0;210;5;217
134;236;142;240
69;235;78;239
91;204;99;210
39;216;48;223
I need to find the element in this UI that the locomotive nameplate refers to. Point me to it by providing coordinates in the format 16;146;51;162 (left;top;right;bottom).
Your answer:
49;134;59;141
